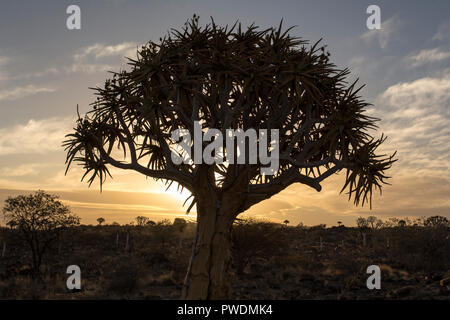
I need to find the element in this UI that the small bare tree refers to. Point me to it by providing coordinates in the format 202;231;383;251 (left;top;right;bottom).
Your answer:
2;191;80;275
97;217;105;226
135;216;150;226
366;215;383;229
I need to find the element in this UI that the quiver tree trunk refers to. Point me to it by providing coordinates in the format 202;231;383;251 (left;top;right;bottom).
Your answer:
182;188;243;300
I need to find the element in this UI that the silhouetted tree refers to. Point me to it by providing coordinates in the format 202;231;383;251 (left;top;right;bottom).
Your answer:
64;16;396;299
367;215;383;229
146;220;156;226
97;217;105;226
153;219;175;248
173;217;188;232
6;220;17;230
135;216;150;226
424;216;449;228
2;191;80;275
356;217;369;229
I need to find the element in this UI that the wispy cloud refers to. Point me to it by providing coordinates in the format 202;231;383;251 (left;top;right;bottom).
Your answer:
0;84;56;101
361;15;401;49
0;164;40;177
408;48;450;67
66;42;138;75
374;71;450;176
1;42;138;81
0;56;9;65
0;116;75;155
63;63;113;74
73;42;137;61
10;67;60;81
433;20;450;42
0;55;10;83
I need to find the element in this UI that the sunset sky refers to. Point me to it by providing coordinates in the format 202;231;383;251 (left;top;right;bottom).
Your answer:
0;0;449;226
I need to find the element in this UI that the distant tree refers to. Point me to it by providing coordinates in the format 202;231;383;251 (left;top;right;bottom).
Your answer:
97;217;105;226
63;16;396;299
337;221;342;227
153;219;176;248
6;220;17;230
366;216;383;229
173;218;188;246
146;220;156;226
424;216;449;228
173;218;188;232
283;220;290;226
158;219;172;226
2;191;80;274
135;216;150;226
397;220;406;227
383;217;399;228
415;216;426;227
111;221;120;226
356;217;369;229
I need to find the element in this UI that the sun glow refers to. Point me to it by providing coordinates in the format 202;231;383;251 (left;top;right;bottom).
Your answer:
150;182;193;205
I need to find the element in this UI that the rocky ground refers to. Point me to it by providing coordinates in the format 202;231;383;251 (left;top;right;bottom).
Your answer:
0;222;449;300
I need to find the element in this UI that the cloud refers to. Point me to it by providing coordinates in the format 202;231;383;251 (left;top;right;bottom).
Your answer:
0;85;56;101
1;42;139;81
0;56;10;83
0;54;60;82
0;56;9;65
73;42;137;61
67;42;138;74
0;116;75;155
63;63;113;74
408;48;450;67
375;71;450;176
0;164;40;177
10;67;60;81
361;15;400;49
433;20;450;42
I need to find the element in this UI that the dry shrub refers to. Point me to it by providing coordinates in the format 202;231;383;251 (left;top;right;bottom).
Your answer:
232;219;285;275
105;261;140;295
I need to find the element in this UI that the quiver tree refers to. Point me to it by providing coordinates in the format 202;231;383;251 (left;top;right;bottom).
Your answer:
63;16;396;299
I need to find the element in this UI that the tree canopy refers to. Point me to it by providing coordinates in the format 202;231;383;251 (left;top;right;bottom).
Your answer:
64;16;396;209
